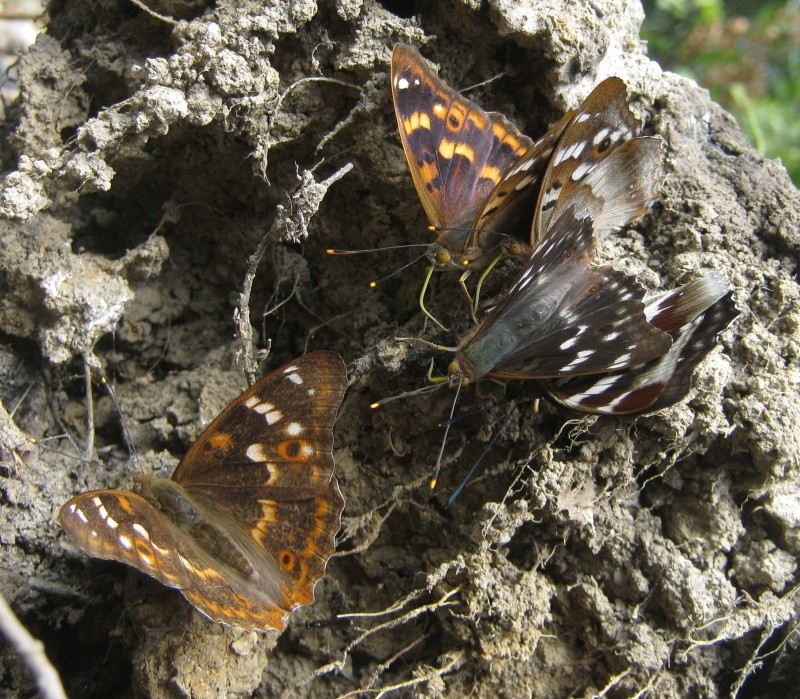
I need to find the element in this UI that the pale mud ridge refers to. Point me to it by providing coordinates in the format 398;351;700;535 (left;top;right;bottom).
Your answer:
0;1;798;697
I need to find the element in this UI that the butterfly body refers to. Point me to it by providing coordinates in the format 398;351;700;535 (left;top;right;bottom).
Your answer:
59;351;347;632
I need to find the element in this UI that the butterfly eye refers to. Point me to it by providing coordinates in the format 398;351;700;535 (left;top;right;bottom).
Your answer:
436;249;452;265
447;360;460;376
507;242;524;257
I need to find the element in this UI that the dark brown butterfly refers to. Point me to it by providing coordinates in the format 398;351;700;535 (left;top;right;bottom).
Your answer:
446;206;672;386
59;351;347;632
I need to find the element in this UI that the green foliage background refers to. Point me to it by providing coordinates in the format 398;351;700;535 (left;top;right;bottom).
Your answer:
643;0;800;185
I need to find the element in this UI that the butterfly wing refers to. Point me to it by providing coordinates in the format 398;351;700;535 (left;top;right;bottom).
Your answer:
460;109;576;263
555;135;665;239
59;487;296;631
544;276;737;413
532;77;648;242
391;43;533;241
173;351;346;619
455;207;672;381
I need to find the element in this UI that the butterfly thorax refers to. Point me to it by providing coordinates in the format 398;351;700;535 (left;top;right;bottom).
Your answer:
137;476;200;525
137;476;259;580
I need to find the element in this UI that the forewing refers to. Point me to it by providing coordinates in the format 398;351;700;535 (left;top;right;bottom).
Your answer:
533;77;644;240
172;351;347;502
458;209;671;380
545;276;737;413
391;43;532;230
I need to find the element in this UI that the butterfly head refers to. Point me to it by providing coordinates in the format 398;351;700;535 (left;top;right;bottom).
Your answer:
425;241;472;271
446;355;480;388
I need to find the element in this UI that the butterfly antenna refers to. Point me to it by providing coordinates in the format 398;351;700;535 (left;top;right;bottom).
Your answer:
367;251;430;289
369;381;445;409
430;380;461;490
326;243;429;255
446;408;514;508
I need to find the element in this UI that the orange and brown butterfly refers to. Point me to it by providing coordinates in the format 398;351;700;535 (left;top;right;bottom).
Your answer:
390;43;664;322
58;351;347;633
390;43;555;318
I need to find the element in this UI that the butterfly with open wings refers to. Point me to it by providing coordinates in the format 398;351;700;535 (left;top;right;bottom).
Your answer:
59;351;347;632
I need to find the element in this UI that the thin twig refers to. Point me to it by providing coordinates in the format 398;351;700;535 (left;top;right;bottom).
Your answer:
82;354;95;461
313;587;461;681
128;0;177;25
334;633;438;699
0;592;67;699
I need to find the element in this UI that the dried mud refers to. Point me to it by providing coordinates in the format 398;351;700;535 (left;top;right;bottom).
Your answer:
1;0;798;697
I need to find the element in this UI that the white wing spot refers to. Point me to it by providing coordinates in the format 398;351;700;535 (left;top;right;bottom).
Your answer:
75;508;88;524
592;128;610;145
264;409;282;425
132;523;150;540
246;443;268;462
92;496;102;507
119;535;132;550
564;349;595;370
249;400;283;425
286;422;303;436
286;372;303;385
397;77;409;90
514;175;533;191
307;388;316;396
570;161;592;181
560;336;579;351
580;374;622;397
90;530;98;538
106;516;118;529
610;353;632;369
97;504;109;521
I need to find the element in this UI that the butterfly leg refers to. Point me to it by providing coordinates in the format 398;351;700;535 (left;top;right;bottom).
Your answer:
470;252;506;322
457;269;479;324
419;264;447;331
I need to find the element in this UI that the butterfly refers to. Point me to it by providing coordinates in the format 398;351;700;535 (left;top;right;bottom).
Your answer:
391;43;663;320
423;205;734;495
58;351;347;633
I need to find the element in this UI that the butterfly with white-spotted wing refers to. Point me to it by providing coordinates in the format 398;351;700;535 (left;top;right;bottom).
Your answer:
58;351;346;632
